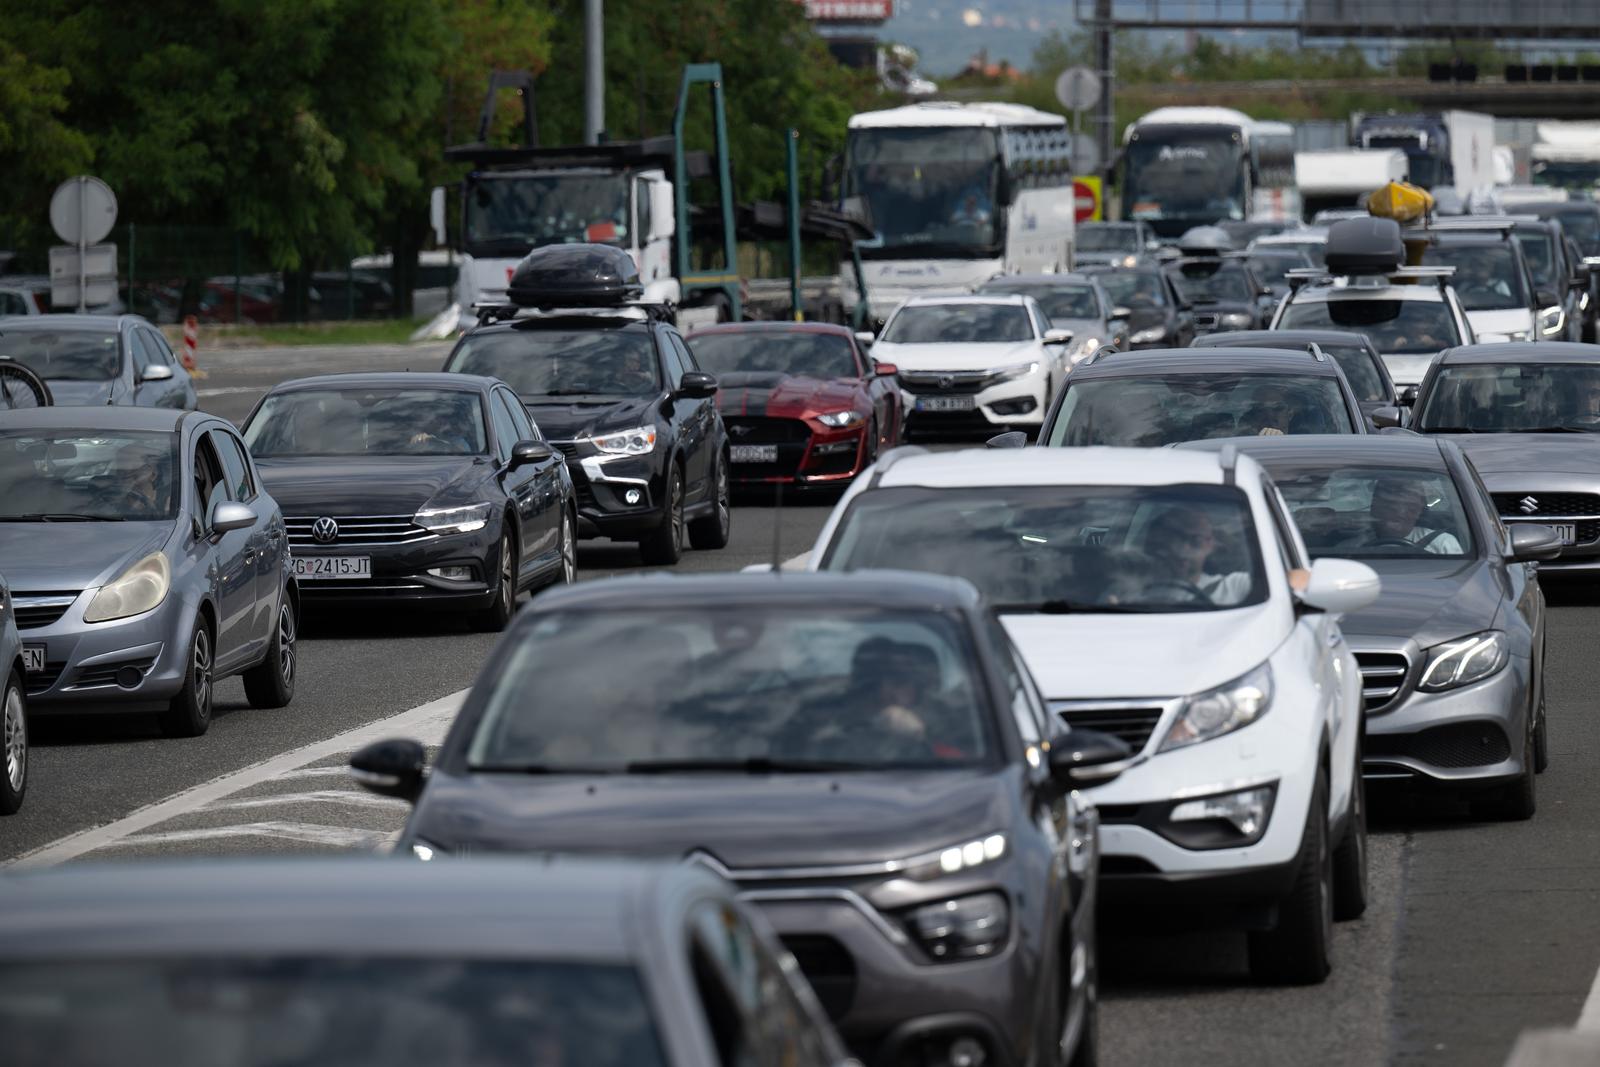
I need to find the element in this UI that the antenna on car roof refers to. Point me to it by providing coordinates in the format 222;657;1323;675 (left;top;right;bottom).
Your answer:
770;481;784;573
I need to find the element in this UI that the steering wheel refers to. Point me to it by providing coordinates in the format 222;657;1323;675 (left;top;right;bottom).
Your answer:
1142;578;1215;605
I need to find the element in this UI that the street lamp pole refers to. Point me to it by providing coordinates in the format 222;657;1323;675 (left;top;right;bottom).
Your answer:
584;0;605;145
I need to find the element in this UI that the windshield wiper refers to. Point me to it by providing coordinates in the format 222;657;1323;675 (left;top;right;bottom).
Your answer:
0;512;126;522
993;599;1163;615
467;762;622;775
623;757;873;774
1518;425;1594;434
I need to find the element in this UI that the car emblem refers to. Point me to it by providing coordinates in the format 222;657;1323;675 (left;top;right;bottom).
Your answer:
311;516;340;543
729;425;753;437
938;374;956;390
1520;496;1540;514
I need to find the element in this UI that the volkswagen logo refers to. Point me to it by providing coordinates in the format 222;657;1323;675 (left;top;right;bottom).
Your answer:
1520;496;1541;515
311;516;340;544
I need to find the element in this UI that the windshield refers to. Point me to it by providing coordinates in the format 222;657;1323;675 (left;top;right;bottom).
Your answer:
0;429;177;521
689;331;858;379
0;330;119;381
1246;251;1312;289
243;389;487;457
1417;362;1600;433
1532;161;1600;194
1124;129;1247;229
1552;209;1600;255
1364;138;1444;190
0;958;663;1067
1420;244;1529;311
1169;261;1255;304
1095;271;1168;310
463;172;630;256
880;304;1033;344
1279;298;1461;354
980;284;1100;321
1255;238;1326;267
1515;231;1558;289
843;126;1002;257
466;606;996;771
1317;344;1386;403
822;485;1269;612
1078;225;1140;252
1047;374;1355;446
445;329;660;397
1268;463;1474;558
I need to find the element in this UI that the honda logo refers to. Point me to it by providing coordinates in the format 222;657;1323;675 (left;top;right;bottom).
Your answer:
311;516;340;543
1519;496;1540;514
938;375;956;390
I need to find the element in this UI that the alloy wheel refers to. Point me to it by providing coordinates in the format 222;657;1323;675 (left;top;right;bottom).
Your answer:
3;683;24;794
714;463;730;539
193;628;212;720
277;602;296;688
561;514;577;584
499;538;515;613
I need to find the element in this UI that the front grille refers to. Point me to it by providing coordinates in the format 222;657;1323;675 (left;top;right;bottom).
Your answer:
1354;651;1410;713
1053;706;1165;754
1367;722;1512;769
284;515;435;548
550;441;581;459
1491;492;1600;518
24;662;65;696
722;417;811;444
897;369;993;395
11;594;76;630
780;935;856;1020
1193;312;1221;330
72;657;157;690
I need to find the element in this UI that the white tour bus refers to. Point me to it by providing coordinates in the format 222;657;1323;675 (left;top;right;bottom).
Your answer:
840;102;1075;324
1122;106;1299;239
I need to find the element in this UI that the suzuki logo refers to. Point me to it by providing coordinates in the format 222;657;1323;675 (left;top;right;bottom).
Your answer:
311;517;340;543
1520;496;1540;514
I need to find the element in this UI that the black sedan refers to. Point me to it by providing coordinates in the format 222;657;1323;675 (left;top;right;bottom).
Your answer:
240;372;574;630
352;570;1128;1067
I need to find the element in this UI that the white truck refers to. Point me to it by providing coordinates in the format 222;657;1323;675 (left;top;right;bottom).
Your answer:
1530;121;1600;194
1294;149;1408;221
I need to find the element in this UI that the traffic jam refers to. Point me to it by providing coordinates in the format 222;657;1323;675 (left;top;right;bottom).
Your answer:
4;94;1600;1066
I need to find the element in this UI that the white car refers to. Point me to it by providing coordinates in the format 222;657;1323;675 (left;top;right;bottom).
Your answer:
866;294;1072;436
809;445;1380;984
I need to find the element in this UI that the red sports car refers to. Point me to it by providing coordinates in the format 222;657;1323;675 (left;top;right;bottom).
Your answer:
687;322;903;489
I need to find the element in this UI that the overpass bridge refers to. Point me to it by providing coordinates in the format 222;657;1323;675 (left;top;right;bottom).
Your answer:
1131;77;1600;119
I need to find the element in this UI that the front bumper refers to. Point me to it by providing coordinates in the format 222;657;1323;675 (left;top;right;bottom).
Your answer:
552;448;665;540
14;591;195;714
289;526;502;610
899;370;1052;438
721;415;869;488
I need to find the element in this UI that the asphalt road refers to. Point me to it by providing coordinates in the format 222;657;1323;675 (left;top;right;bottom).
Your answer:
5;341;1600;1065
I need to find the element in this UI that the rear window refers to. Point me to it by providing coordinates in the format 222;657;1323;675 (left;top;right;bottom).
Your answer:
1279;298;1460;355
1420;243;1529;311
1046;372;1355;446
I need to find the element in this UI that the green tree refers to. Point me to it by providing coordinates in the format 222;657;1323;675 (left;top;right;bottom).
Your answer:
0;41;92;257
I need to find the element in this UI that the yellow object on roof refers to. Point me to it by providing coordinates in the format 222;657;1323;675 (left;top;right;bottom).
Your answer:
1365;181;1434;224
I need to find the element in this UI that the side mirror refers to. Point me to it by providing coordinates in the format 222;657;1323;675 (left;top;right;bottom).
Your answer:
139;363;175;383
649;181;677;241
873;361;898;377
1536;288;1560;310
429;186;448;246
1046;728;1131;791
1110;305;1132;320
1295;557;1381;615
210;501;257;535
1042;328;1074;346
854;329;876;347
1398;385;1418;407
350;738;427;803
986;430;1029;449
677;370;718;398
509;439;555;467
1370;405;1402;429
1508;523;1564;562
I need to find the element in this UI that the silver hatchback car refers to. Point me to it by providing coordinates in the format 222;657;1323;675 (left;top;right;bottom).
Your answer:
0;407;297;737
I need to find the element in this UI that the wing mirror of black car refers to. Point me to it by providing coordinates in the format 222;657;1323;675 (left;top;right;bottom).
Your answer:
1046;728;1131;792
509;439;554;468
1509;523;1564;563
676;371;718;399
1370;405;1403;429
873;360;898;377
210;501;257;535
1398;385;1419;407
1536;288;1561;310
350;738;428;803
986;430;1029;449
139;363;175;383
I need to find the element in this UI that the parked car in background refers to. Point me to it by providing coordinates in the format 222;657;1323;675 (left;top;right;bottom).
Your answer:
0;286;40;317
977;271;1130;358
0;314;196;409
0;573;25;815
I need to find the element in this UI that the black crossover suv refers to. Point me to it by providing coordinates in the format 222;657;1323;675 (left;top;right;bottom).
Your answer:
352;570;1128;1067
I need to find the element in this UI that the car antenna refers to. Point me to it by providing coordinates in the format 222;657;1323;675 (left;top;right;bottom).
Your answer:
770;480;784;573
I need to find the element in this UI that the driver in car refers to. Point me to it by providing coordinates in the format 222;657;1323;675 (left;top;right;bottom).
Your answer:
1453;255;1512;302
113;445;165;518
1341;477;1463;554
1563;372;1600;425
785;638;961;762
1138;506;1253;605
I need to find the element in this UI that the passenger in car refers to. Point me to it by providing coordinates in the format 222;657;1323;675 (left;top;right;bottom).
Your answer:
1341;477;1463;554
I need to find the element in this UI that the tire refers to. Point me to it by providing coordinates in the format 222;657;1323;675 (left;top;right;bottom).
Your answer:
688;455;731;550
1248;772;1333;985
471;532;518;632
639;466;685;566
1534;681;1549;774
242;593;297;709
0;671;26;815
557;509;578;586
1065;936;1099;1067
1473;720;1537;821
159;617;214;738
1331;761;1369;921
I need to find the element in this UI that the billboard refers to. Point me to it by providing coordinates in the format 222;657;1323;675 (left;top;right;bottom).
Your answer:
803;1;895;20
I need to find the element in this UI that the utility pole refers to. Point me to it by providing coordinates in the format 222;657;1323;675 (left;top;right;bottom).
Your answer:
1094;0;1115;202
584;0;604;144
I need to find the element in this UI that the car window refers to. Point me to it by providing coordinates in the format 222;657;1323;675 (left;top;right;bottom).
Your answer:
1030;302;1051;337
1279;298;1461;354
1259;478;1303;572
1094;271;1167;311
635;177;652;241
140;326;176;367
0;291;25;316
0;428;178;521
1168;261;1256;304
662;334;688;389
0;329;121;381
1421;243;1530;311
194;432;230;524
1046;372;1356;446
1319;344;1387;403
983;615;1048;744
129;329;153;374
1266;462;1474;559
1461;457;1510;551
243;388;488;457
447;328;661;397
1416;361;1600;433
502;389;540;441
210;430;257;502
690;331;857;380
489;392;519;461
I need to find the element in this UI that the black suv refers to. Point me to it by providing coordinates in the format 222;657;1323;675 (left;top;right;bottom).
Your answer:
442;246;730;565
352;570;1128;1067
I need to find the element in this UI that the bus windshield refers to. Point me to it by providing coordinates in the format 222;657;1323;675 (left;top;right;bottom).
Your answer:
844;127;1002;257
1124;128;1248;234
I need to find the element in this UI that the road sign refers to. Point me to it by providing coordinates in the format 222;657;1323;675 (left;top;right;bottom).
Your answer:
49;176;117;246
1054;66;1102;113
1071;133;1101;176
1073;177;1103;224
49;244;118;308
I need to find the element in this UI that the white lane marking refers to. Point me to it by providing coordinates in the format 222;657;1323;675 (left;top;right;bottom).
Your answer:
195;385;264;397
274;766;357;780
105;821;394;850
7;688;465;869
1577;962;1600;1031
202;789;413;813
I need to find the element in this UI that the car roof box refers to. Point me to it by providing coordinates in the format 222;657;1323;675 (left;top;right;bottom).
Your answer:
1322;217;1405;276
1176;225;1233;256
508;244;643;309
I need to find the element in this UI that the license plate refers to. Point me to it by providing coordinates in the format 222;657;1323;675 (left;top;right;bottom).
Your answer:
916;395;975;412
730;444;778;464
292;555;372;580
21;646;44;673
1548;523;1577;545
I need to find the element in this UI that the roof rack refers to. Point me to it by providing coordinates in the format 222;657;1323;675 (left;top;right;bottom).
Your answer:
1218;442;1238;486
471;301;674;326
1307;342;1328;363
1417;216;1518;235
1285;264;1455;292
1075;343;1121;368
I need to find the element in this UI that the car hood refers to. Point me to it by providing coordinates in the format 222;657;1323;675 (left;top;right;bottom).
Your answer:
1442;433;1600;476
1002;604;1284;700
1336;557;1500;643
45;379;117;406
255;456;487;516
0;521;171;590
520;395;657;440
869;340;1042;371
413;767;1015;869
715;373;862;419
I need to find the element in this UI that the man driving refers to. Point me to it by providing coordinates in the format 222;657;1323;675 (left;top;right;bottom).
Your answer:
1141;506;1253;605
788;638;953;761
1342;477;1463;554
113;445;165;518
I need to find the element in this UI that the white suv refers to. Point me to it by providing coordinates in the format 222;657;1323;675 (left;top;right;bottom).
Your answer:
809;445;1380;984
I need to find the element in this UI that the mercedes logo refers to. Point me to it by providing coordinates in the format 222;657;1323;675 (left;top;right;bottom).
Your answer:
1519;496;1540;514
311;516;340;544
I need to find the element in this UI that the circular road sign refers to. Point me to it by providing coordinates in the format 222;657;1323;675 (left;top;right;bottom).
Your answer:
1073;178;1101;223
1071;132;1101;176
49;176;118;246
1054;66;1101;113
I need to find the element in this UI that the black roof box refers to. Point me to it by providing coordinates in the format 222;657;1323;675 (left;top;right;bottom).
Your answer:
1323;217;1405;276
508;244;642;308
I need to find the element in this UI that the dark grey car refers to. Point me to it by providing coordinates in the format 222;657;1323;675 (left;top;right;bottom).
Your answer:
0;407;297;736
351;571;1127;1067
978;271;1130;354
0;314;197;409
1182;435;1558;820
0;574;24;815
0;857;854;1067
1194;329;1404;426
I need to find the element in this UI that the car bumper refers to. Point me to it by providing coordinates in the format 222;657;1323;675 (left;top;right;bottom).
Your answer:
900;373;1051;437
555;451;665;540
721;416;870;488
16;591;196;714
1359;657;1530;788
289;527;502;609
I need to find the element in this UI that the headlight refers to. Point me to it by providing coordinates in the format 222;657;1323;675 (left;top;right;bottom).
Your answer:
1419;631;1508;692
587;425;657;455
816;410;865;428
1539;306;1564;335
901;832;1008;881
906;891;1009;960
986;360;1041;384
409;839;448;861
84;552;170;623
1159;663;1273;752
1130;325;1167;345
414;502;493;534
1219;312;1254;328
1120;254;1139;267
1069;337;1101;365
1163;783;1277;849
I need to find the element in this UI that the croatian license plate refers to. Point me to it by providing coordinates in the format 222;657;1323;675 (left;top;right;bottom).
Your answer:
1548;523;1577;545
292;555;372;580
21;646;45;673
730;444;778;463
916;395;975;412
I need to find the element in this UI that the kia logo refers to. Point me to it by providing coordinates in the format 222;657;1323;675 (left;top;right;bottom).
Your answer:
311;516;340;543
1519;496;1540;514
